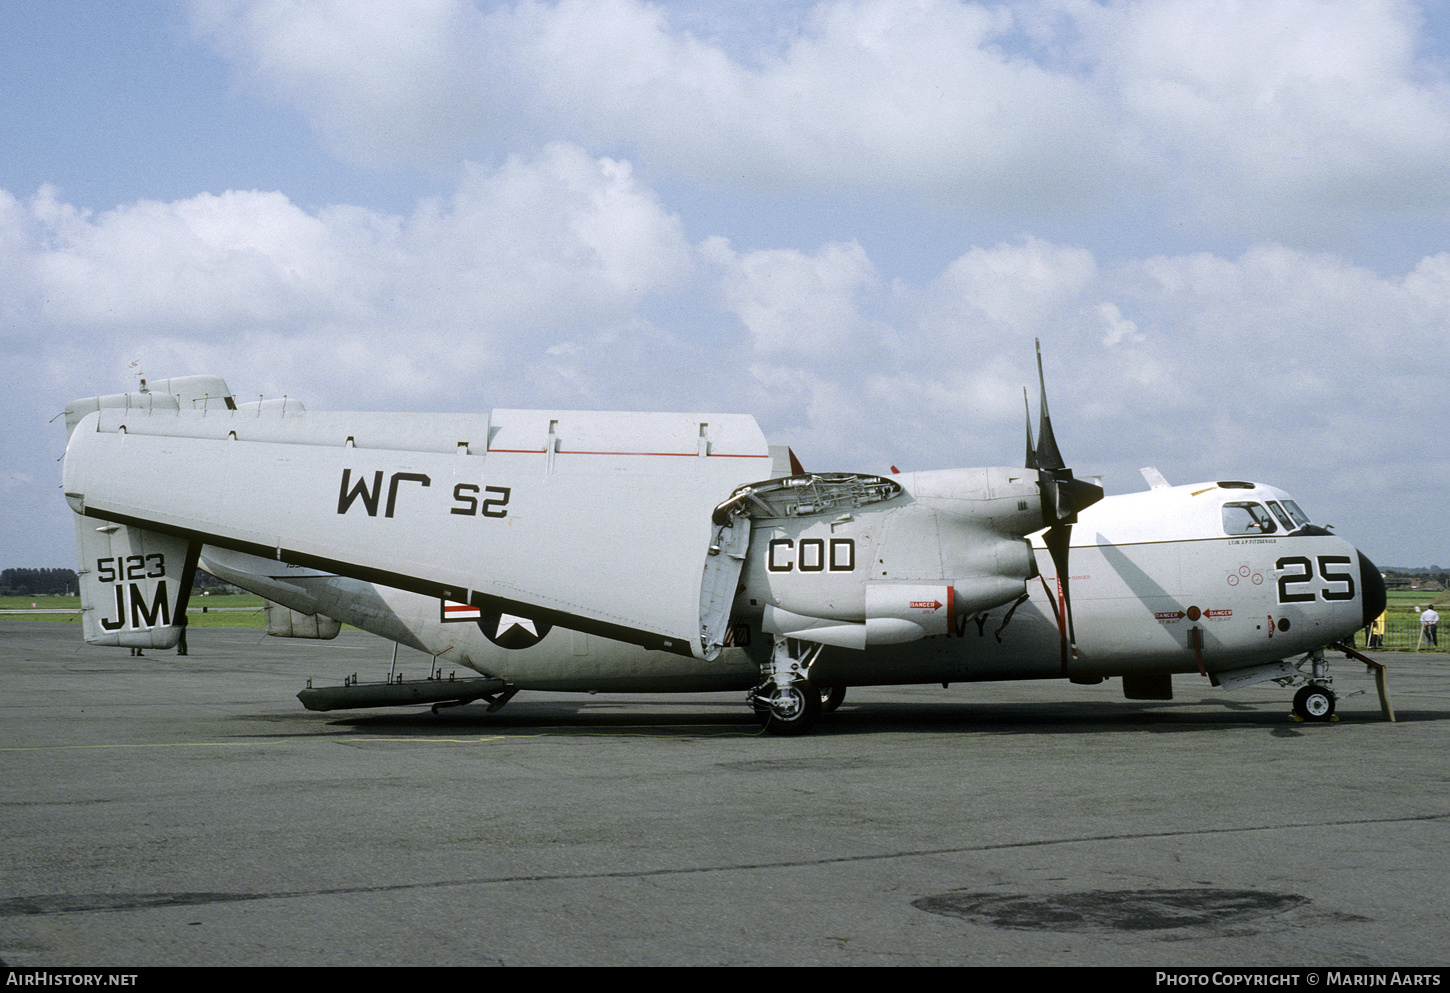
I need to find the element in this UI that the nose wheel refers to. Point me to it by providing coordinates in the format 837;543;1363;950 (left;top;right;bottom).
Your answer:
1292;684;1336;721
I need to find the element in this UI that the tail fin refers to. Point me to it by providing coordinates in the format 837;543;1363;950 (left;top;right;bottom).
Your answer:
74;517;199;648
66;375;231;648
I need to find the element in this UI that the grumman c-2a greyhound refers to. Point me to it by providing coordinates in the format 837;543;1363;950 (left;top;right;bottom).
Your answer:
60;347;1389;734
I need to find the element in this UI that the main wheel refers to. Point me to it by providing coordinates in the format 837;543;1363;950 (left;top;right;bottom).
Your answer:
819;685;847;713
1293;684;1336;721
763;684;822;736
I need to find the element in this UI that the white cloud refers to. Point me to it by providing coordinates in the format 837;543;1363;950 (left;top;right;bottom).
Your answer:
1072;0;1450;224
188;0;1116;201
701;236;881;354
188;0;1450;235
14;173;1445;453
497;0;1111;197
914;236;1100;344
394;146;693;332
1403;250;1450;310
1096;302;1142;347
746;235;1450;512
0;146;690;386
190;0;500;168
23;186;346;332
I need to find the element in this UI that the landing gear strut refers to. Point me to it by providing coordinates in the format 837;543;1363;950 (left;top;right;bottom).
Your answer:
1290;647;1336;722
749;635;824;735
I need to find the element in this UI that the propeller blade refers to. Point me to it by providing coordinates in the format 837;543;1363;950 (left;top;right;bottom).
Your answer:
1025;340;1104;664
1024;389;1038;471
1034;339;1065;472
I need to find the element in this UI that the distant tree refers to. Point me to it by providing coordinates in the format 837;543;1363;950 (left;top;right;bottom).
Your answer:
0;568;79;596
192;571;243;593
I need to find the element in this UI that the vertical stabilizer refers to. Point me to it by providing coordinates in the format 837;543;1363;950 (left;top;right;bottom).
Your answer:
73;517;198;649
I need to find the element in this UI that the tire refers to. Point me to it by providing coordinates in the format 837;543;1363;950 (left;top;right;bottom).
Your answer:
820;685;847;713
763;684;822;736
1293;684;1336;722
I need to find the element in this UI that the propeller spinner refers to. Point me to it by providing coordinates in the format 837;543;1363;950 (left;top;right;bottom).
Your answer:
1025;340;1103;663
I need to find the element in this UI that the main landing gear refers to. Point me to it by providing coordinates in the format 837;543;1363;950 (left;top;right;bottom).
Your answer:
748;635;826;735
820;684;847;713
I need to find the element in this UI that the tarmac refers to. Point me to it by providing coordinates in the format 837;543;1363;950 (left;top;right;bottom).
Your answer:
1;620;1446;967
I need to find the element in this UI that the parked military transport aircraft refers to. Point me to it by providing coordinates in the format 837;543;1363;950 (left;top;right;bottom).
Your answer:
61;349;1389;734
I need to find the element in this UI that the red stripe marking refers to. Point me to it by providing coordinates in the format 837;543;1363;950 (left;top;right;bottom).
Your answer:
487;448;769;457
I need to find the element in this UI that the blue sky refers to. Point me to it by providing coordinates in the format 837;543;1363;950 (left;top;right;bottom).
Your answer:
3;0;1448;571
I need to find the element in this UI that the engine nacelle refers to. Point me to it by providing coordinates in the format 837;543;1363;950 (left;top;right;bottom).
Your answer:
724;470;1041;651
762;572;1030;649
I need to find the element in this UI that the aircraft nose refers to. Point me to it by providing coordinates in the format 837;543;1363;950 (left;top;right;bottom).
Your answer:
1359;550;1387;628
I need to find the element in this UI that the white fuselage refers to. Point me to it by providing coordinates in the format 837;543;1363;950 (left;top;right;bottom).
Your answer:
202;478;1374;693
61;382;1378;698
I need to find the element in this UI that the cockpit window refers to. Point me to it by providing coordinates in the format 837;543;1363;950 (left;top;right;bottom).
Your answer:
1223;502;1278;535
1265;501;1295;531
1281;500;1311;528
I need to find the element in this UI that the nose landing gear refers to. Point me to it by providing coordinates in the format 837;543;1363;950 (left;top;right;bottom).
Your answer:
1292;683;1336;721
1287;647;1338;722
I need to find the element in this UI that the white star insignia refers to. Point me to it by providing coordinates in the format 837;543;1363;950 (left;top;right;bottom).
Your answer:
495;613;539;639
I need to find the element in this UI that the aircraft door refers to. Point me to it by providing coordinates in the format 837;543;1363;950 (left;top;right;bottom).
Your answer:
699;509;751;660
